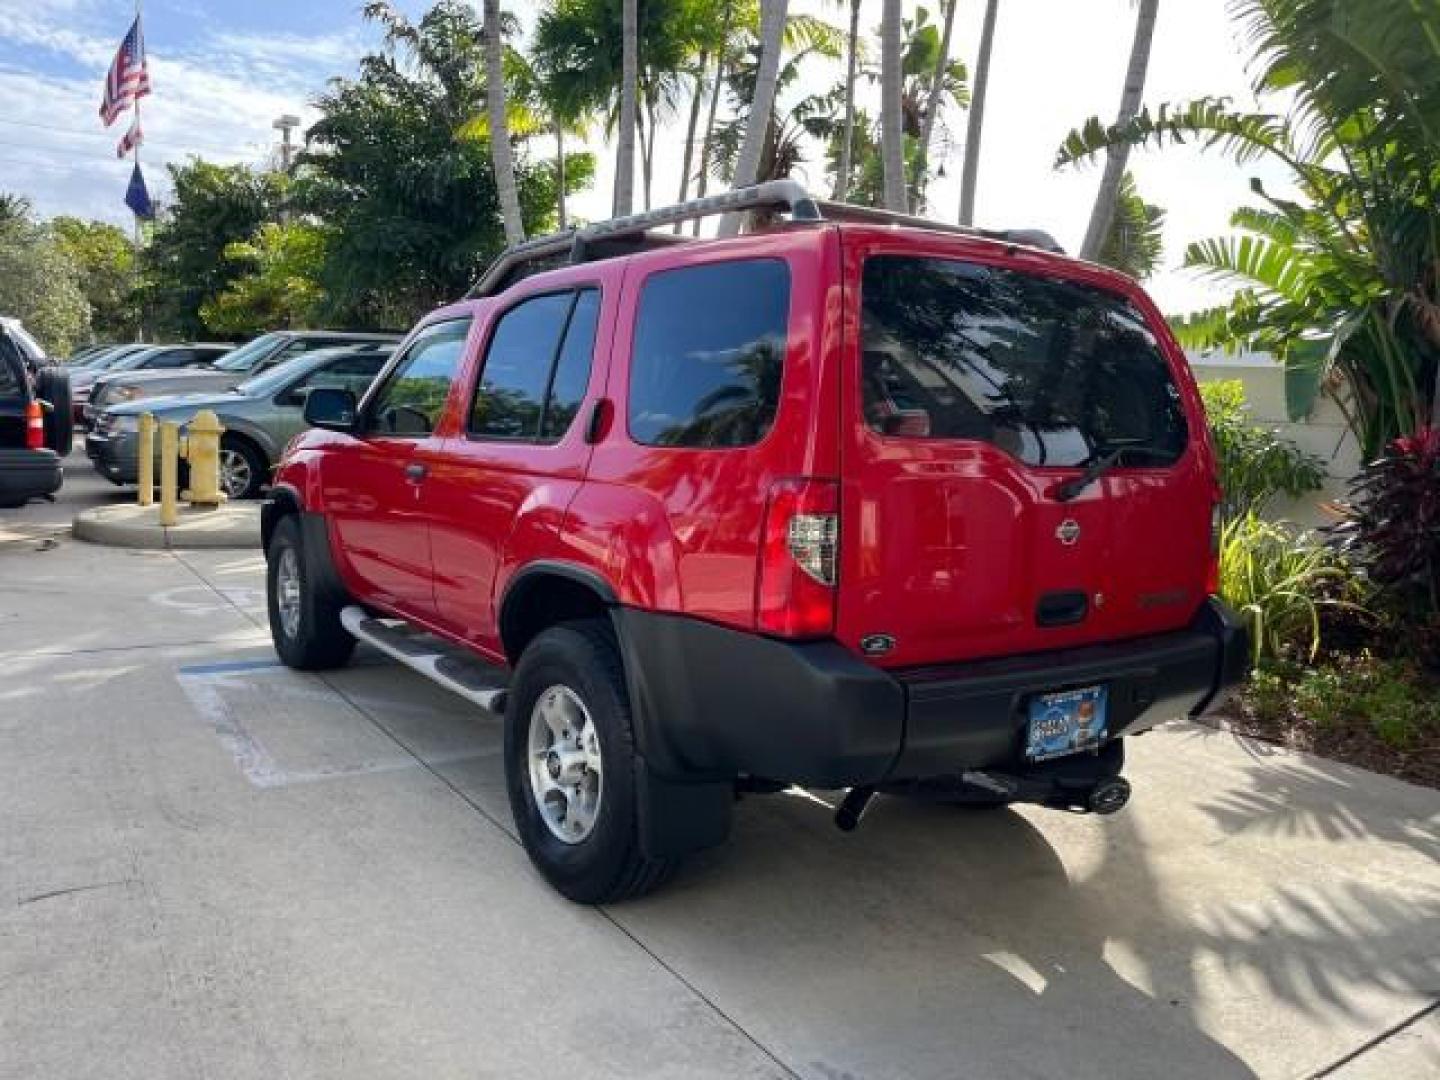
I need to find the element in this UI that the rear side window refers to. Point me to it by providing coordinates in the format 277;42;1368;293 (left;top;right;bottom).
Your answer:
470;287;600;442
629;259;789;448
861;256;1187;467
0;352;19;396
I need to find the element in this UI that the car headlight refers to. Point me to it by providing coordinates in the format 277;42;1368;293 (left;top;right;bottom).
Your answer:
107;414;139;434
114;386;147;402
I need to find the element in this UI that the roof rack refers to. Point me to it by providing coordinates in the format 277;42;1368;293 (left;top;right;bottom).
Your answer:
467;179;1063;299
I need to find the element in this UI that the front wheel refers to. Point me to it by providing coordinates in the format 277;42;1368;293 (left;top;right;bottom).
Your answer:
504;620;672;904
266;515;355;671
220;435;266;500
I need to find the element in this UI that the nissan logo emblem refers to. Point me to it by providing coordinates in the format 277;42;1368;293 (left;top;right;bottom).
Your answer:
1056;519;1081;546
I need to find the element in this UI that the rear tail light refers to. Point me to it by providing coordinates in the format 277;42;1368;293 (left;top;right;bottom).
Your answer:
24;400;44;449
1206;502;1222;595
757;479;839;637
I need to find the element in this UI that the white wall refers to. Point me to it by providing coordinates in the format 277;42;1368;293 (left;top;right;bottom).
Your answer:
1188;357;1362;527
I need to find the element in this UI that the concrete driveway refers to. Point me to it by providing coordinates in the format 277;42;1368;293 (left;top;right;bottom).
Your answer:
1;456;1437;1079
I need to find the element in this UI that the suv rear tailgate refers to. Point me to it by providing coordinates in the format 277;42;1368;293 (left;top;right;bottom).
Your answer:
837;233;1215;669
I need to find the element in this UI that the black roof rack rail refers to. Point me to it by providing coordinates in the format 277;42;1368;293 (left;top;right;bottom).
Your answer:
466;179;1062;299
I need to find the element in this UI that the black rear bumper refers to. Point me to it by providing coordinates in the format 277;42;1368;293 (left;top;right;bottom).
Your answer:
0;447;63;505
617;598;1248;788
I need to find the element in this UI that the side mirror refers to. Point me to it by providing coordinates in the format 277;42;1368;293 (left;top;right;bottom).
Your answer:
303;386;359;433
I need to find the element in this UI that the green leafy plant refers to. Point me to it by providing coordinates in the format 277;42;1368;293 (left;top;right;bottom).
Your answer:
1347;427;1440;624
1200;380;1326;521
1269;653;1438;751
1218;513;1366;664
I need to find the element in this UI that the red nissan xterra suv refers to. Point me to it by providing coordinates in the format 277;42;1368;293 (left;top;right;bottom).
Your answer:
263;182;1247;903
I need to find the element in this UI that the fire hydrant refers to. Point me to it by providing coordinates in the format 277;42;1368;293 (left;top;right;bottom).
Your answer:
180;409;226;509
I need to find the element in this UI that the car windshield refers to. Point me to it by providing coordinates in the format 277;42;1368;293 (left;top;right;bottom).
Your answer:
210;333;280;372
234;353;323;398
111;348;162;371
90;346;145;371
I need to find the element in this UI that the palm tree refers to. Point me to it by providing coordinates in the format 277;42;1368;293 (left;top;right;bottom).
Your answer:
691;4;748;232
675;0;732;218
958;0;999;225
718;0;789;237
913;0;958;212
832;0;862;199
615;0;638;215
879;0;906;211
484;0;524;244
1079;0;1160;261
1055;0;1440;453
1097;171;1164;279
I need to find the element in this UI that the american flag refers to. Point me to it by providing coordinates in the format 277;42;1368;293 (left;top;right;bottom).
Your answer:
116;117;143;158
98;16;151;128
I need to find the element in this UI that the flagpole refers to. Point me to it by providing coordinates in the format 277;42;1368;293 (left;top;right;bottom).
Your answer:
132;0;144;341
132;0;142;252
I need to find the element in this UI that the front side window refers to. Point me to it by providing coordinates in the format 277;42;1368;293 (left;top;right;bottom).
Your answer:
861;256;1187;467
365;319;471;436
470;288;600;442
629;259;789;448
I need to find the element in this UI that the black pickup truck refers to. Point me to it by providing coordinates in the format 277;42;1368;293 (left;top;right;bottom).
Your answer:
0;319;71;508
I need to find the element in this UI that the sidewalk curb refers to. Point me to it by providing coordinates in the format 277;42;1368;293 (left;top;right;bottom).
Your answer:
72;503;261;550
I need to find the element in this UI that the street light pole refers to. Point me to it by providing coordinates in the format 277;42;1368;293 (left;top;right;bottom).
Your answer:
273;114;301;172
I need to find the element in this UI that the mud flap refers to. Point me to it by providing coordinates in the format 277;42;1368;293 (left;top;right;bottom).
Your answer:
634;759;733;859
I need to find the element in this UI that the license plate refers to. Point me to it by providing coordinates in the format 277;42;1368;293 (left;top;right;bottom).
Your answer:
1025;685;1108;762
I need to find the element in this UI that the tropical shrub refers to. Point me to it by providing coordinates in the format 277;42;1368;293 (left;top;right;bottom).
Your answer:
1218;513;1366;663
1200;380;1326;521
1346;426;1440;630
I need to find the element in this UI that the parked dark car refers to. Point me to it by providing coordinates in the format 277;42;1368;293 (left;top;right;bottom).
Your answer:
0;322;71;508
86;330;399;419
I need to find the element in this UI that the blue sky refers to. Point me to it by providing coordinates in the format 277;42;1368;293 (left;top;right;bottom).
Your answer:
0;0;423;224
0;1;1294;318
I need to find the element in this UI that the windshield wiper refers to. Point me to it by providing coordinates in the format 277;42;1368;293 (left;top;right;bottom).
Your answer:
1053;439;1155;502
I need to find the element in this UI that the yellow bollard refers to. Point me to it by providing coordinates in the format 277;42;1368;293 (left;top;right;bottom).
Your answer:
181;409;225;508
159;421;179;527
136;413;154;507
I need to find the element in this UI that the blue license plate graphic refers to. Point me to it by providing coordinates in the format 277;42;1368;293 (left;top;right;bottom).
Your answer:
1025;685;1108;762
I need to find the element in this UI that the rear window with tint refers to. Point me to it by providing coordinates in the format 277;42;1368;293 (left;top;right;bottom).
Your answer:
861;256;1187;467
629;259;789;448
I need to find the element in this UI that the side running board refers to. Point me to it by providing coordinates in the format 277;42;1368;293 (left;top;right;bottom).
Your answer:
340;606;509;714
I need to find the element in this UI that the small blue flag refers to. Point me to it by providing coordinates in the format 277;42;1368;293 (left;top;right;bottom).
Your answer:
124;162;154;220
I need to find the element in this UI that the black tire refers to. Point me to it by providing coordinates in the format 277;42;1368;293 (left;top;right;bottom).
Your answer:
505;619;672;904
266;515;355;671
35;368;73;456
221;434;267;500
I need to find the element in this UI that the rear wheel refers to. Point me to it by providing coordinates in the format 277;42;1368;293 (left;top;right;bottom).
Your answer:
505;620;671;904
35;368;73;456
220;435;266;500
266;515;355;670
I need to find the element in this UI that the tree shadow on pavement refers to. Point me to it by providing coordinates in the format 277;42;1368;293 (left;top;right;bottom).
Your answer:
614;773;1439;1080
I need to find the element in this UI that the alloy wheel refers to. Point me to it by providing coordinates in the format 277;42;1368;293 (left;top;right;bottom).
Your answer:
527;685;603;844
